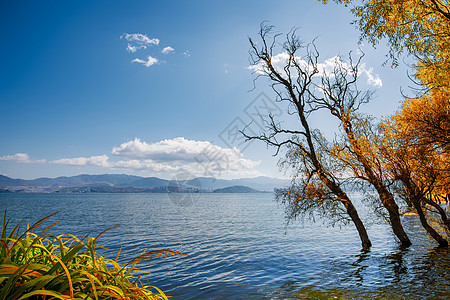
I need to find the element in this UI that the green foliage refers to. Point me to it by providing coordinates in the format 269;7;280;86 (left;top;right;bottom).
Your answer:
0;213;186;300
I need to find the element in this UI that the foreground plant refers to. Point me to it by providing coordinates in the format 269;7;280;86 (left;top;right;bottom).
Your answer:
0;213;185;300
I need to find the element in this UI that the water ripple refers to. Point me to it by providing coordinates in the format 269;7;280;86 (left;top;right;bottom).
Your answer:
1;193;449;299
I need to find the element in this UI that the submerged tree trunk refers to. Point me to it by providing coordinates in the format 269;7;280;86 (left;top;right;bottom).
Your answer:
387;207;412;246
317;171;372;250
424;196;450;231
412;200;448;247
343;199;372;250
343;122;412;246
378;190;412;246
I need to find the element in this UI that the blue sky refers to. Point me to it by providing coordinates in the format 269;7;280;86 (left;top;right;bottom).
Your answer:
0;0;411;180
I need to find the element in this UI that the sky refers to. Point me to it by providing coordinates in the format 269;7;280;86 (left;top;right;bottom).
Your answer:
0;0;412;180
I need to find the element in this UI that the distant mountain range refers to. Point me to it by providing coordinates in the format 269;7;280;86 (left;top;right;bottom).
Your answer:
0;174;289;193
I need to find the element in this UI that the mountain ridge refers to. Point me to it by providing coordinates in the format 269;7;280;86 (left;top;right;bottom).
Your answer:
0;174;288;193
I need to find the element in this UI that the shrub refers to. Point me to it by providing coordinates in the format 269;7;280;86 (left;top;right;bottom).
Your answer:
0;212;185;300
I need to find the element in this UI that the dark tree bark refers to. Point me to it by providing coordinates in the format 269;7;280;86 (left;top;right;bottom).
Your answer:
424;196;450;232
413;200;448;247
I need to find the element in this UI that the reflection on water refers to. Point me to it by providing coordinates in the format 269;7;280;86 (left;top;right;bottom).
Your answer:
1;193;449;299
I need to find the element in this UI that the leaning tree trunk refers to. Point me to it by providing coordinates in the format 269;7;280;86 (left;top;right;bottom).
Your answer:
318;171;372;250
412;200;449;247
343;123;412;246
380;192;412;246
343;199;372;250
424;196;450;231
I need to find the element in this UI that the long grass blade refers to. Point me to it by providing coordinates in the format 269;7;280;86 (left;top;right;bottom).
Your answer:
94;225;121;241
0;262;31;299
1;210;7;240
126;250;187;267
17;289;70;300
24;212;59;235
43;254;74;299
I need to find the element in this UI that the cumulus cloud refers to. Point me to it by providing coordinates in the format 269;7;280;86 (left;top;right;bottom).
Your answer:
113;159;181;172
121;33;160;47
0;139;261;178
359;64;383;88
0;153;45;163
132;56;158;67
248;53;382;88
21;138;261;178
111;137;261;177
52;155;110;167
0;153;31;162
121;33;186;69
126;43;146;53
162;46;174;54
112;137;226;161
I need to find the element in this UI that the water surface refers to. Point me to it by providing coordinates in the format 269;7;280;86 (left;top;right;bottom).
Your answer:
1;193;448;299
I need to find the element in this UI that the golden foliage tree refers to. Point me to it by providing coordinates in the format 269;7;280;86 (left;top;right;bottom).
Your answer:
320;0;450;246
320;0;450;91
311;54;412;246
379;115;449;246
396;90;450;152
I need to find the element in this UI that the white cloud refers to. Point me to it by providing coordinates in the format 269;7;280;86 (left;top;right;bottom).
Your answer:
120;33;185;69
360;64;383;87
4;139;262;179
126;43;146;53
132;56;159;67
0;153;31;162
0;153;45;163
183;50;190;57
248;53;382;88
111;137;261;177
112;137;222;161
113;159;181;172
52;155;110;167
162;46;174;54
50;154;181;173
121;33;160;46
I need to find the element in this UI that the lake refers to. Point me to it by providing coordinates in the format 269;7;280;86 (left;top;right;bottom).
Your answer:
1;193;449;299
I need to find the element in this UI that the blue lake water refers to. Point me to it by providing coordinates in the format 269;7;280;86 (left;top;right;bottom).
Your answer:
1;193;449;299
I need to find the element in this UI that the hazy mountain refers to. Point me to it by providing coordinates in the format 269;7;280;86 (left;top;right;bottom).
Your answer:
0;174;288;193
123;177;169;188
0;174;141;188
213;185;261;193
0;175;29;187
189;176;287;191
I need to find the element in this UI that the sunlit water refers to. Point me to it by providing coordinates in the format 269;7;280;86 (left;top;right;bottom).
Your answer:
1;193;449;299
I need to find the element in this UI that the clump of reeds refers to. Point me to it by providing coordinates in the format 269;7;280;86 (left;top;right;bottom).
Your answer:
0;212;186;299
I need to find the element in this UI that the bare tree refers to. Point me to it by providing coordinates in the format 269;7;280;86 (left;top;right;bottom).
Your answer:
307;52;412;246
243;24;372;250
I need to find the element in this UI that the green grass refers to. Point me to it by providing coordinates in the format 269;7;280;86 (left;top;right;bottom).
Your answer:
0;212;186;300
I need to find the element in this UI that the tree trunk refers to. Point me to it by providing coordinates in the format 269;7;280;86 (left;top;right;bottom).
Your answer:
342;121;411;246
387;209;412;246
380;192;412;246
413;201;448;247
343;200;372;251
424;197;450;231
316;170;372;251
